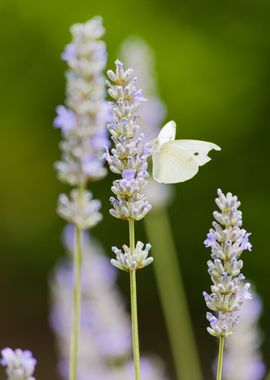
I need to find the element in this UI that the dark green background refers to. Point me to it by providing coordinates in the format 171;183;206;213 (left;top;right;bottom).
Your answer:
0;0;269;378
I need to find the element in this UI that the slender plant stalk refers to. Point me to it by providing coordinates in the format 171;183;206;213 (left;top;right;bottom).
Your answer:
144;208;203;380
69;224;82;380
216;336;224;380
129;219;141;380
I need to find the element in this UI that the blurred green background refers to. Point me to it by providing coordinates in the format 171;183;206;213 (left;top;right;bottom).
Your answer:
0;0;269;378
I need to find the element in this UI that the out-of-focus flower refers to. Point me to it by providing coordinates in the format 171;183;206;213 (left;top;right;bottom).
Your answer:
57;190;102;229
54;16;110;186
223;290;265;380
50;227;131;371
1;348;36;380
49;226;169;379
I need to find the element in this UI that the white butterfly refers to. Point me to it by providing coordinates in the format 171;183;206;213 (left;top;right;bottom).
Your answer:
152;121;221;184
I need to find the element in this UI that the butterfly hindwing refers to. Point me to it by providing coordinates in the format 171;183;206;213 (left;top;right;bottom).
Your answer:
170;140;221;166
152;142;198;184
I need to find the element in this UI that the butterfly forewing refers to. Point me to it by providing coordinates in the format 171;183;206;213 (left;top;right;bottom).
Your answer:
157;121;176;145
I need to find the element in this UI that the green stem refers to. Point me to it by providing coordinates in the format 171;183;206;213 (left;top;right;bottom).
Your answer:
144;209;203;380
129;219;141;380
216;336;224;380
69;225;82;380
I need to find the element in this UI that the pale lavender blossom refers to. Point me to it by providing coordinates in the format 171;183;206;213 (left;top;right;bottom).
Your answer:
57;190;102;230
54;16;109;229
50;226;169;380
120;37;173;210
105;59;154;270
1;348;36;380
106;59;152;221
54;16;110;186
111;241;153;271
222;290;265;380
203;189;252;338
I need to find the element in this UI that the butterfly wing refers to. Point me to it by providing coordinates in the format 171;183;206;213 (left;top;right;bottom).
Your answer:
152;142;199;184
170;140;221;166
157;120;176;145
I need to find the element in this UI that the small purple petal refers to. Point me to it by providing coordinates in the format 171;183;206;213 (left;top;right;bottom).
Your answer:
92;130;110;150
61;44;77;62
54;106;77;132
241;232;252;251
134;89;147;102
204;232;216;248
122;169;136;181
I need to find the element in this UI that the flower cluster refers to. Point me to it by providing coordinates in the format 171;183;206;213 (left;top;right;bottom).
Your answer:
203;189;252;338
1;348;36;380
105;60;152;221
54;16;109;185
58;190;102;229
120;38;172;210
50;227;168;380
111;241;153;271
223;290;265;380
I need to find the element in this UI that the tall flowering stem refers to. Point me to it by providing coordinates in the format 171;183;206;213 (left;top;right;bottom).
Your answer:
54;17;108;380
217;337;225;380
106;60;153;380
129;220;141;378
121;37;203;380
70;225;82;380
203;189;252;380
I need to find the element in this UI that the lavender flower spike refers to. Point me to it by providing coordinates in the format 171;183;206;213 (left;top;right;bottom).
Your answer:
106;60;154;379
55;16;109;228
54;16;109;186
204;189;253;380
203;189;252;339
53;16;109;380
106;60;152;222
1;348;37;380
106;60;153;271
